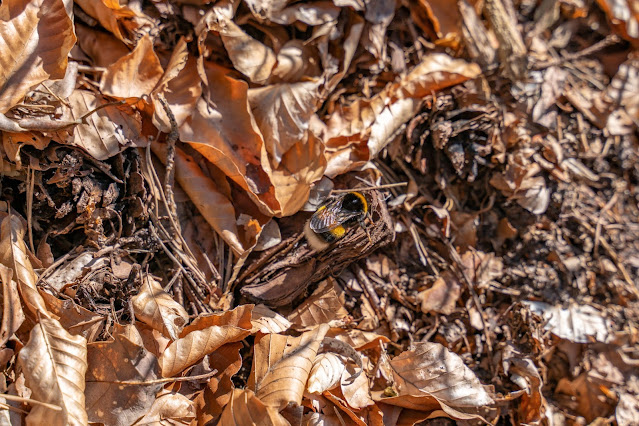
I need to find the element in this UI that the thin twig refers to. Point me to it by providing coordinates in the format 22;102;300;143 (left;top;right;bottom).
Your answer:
0;393;62;411
86;370;218;386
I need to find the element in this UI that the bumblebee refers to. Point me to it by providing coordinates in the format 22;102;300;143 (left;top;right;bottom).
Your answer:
304;191;368;251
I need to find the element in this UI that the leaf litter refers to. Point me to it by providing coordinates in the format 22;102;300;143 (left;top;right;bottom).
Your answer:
0;0;636;424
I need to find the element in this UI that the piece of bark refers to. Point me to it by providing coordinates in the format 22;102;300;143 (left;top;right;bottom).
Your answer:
239;191;394;307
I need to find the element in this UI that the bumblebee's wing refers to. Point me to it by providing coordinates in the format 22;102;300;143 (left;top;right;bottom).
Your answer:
309;202;362;233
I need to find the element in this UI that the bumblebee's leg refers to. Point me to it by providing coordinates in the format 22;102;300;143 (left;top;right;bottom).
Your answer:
359;218;372;245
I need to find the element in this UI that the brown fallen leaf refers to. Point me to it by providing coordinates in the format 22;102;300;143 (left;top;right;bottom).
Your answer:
60;90;148;160
100;34;164;99
340;363;374;410
40;291;104;343
307;353;347;394
218;389;289;426
193;342;243;421
160;305;253;377
380;342;494;420
0;215;49;317
250;324;330;410
0;264;25;347
85;324;162;426
133;392;196;425
18;316;88;426
74;0;137;42
0;0;76;113
198;5;276;84
416;272;462;315
288;279;348;331
251;304;292;334
132;275;189;341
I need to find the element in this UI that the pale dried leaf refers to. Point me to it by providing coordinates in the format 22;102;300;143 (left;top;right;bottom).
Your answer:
202;6;276;84
85;325;162;426
616;391;639;426
387;342;494;418
0;264;25;347
151;39;201;132
0;0;76;113
307;353;346;394
160;305;252;377
101;34;164;98
18;316;88;426
132;276;189;341
150;142;250;256
219;389;289;426
0;215;48;316
416;275;461;315
41;291;104;342
179;61;278;215
249;79;323;165
62;90;147;160
523;301;613;343
251;324;330;409
251;304;292;334
133;392;195;425
289;280;348;330
341;363;374;409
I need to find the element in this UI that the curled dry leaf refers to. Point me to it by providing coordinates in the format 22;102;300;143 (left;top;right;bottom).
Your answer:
18;316;88;426
61;90;147;160
85;324;162;426
133;392;195;426
341;363;374;410
179;61;278;215
0;0;76;113
74;0;137;42
0;215;49;316
250;324;330;409
132;275;189;341
100;34;164;99
150;142;251;256
193;342;243;421
307;352;347;394
416;273;462;315
249;79;323;165
219;389;289;426
0;264;25;347
160;305;253;377
251;304;292;334
40;291;104;343
200;5;276;84
382;342;494;420
151;38;202;132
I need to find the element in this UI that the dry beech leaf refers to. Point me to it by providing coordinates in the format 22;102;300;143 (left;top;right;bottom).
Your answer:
85;324;162;426
219;389;289;426
75;23;130;68
160;305;253;377
248;79;323;165
0;215;49;316
101;34;164;99
150;142;250;256
251;304;292;334
0;0;76;113
307;353;347;394
340;363;374;410
382;342;494;420
18;316;88;426
288;279;348;330
523;301;613;343
0;264;25;347
178;61;278;215
326;328;391;351
416;273;462;315
250;324;330;409
132;275;189;341
74;0;137;42
201;6;276;84
193;342;243;421
133;392;195;425
262;130;326;216
40;291;104;343
62;90;147;160
151;38;202;132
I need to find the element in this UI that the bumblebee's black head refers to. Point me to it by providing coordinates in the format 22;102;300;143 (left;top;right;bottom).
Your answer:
342;192;368;213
